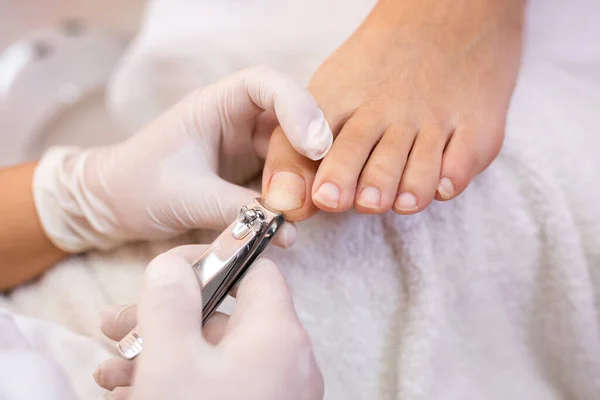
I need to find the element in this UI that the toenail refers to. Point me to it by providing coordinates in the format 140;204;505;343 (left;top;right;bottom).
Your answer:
313;182;340;209
437;177;455;199
356;187;381;209
395;192;418;211
265;171;306;211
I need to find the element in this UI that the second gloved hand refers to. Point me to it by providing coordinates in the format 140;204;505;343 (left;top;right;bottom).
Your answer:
33;67;332;252
94;246;324;400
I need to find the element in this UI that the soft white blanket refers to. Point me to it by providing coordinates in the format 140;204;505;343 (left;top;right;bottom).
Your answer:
0;309;112;399
3;0;600;399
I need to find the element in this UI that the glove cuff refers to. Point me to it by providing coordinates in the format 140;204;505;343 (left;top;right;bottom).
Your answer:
33;146;123;253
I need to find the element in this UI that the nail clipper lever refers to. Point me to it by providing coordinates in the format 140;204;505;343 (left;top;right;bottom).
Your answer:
116;197;284;360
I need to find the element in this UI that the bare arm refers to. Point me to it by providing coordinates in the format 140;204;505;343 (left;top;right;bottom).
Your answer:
0;163;66;290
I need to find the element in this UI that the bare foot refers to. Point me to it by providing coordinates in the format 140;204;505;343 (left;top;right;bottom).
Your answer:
263;0;525;219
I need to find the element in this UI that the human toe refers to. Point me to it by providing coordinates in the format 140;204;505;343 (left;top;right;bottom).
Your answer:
394;127;447;214
436;125;503;201
355;124;416;213
312;113;383;212
263;127;319;221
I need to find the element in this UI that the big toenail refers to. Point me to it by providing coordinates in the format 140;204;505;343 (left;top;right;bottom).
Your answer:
313;182;340;209
437;177;455;199
265;171;306;211
357;187;381;209
395;192;418;211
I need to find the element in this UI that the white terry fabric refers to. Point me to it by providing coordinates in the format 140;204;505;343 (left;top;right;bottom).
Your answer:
2;0;600;399
0;309;111;399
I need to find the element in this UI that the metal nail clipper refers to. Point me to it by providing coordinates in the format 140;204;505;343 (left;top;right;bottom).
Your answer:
116;197;284;360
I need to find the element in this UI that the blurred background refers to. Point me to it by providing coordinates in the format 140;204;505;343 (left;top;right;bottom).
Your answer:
0;0;146;167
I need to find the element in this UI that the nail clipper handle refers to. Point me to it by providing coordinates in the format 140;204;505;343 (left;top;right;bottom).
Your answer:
116;243;250;361
116;327;143;360
116;262;232;361
116;198;284;360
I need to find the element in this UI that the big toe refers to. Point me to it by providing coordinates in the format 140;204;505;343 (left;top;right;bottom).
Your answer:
263;126;319;222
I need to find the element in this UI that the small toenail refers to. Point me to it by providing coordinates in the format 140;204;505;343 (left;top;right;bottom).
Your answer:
313;182;340;209
395;192;418;211
265;171;306;211
437;177;455;199
356;187;381;209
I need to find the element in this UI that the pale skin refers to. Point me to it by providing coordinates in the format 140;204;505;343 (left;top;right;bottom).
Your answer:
263;0;526;219
0;0;526;289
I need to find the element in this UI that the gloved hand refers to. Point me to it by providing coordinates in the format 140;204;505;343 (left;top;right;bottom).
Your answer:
33;67;332;252
93;245;324;400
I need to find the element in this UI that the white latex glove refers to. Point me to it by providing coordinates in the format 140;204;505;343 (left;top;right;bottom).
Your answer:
33;67;332;252
93;245;324;400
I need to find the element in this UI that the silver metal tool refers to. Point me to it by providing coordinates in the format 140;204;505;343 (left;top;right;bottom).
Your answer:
116;197;284;360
